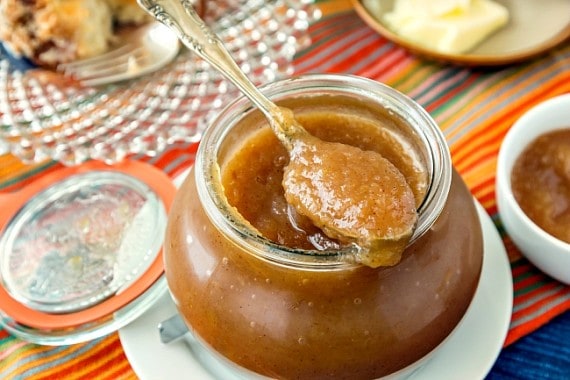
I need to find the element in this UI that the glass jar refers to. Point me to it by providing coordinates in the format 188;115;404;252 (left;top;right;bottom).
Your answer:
165;74;483;379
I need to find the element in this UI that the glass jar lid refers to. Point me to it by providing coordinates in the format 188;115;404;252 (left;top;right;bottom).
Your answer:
1;171;164;313
0;160;175;341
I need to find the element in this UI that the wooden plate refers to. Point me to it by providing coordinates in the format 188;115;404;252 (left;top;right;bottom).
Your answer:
352;0;570;66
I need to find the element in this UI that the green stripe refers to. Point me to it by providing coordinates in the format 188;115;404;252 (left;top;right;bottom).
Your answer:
389;62;436;92
0;160;57;190
513;276;548;298
514;282;545;298
510;258;530;270
429;78;472;118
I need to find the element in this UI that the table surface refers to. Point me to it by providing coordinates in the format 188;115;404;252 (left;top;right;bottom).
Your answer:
1;0;569;379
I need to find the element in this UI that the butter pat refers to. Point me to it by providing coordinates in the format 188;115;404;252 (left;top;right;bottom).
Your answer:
381;0;509;54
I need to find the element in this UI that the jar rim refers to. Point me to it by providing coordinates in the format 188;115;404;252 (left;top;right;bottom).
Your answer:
195;74;452;269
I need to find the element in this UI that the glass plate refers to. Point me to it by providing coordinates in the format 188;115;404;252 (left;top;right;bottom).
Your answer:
0;0;320;166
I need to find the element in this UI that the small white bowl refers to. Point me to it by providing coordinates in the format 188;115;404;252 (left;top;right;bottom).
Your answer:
496;93;570;285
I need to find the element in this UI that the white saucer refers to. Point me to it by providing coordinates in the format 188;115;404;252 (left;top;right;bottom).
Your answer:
119;201;513;380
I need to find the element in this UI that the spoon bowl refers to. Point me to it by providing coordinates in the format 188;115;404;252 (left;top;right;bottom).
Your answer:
137;0;418;265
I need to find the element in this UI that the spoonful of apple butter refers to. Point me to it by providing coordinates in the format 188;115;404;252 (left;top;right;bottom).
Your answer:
138;0;418;267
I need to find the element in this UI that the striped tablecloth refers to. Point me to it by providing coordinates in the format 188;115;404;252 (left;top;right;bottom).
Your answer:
1;0;569;378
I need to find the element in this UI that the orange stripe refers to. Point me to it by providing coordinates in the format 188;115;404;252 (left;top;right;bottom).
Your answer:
447;68;569;150
391;63;439;95
1;159;61;192
321;31;384;73
453;139;504;176
506;298;570;346
75;338;135;380
314;13;367;40
297;30;373;73
512;270;545;290
511;287;570;322
315;0;353;16
512;262;537;278
473;186;497;208
470;186;492;205
424;74;481;113
364;49;412;82
2;342;75;378
71;335;128;379
478;198;496;214
451;75;570;168
384;60;423;88
450;104;520;163
437;75;509;132
470;175;494;197
30;337;117;379
294;14;363;68
146;142;198;175
513;279;559;302
97;350;138;380
19;346;87;379
503;238;524;263
459;152;497;177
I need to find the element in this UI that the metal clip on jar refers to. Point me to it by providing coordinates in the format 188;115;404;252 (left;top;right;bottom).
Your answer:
165;74;483;379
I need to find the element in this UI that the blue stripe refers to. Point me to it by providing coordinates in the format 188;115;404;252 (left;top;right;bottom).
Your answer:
2;337;102;379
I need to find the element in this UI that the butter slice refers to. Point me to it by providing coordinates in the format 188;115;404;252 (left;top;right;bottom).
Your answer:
382;0;509;54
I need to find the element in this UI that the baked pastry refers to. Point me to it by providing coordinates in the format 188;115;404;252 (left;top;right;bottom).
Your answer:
0;0;151;67
107;0;151;24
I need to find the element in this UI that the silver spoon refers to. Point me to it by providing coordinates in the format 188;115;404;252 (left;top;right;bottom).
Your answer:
158;313;188;343
137;0;305;149
137;0;418;267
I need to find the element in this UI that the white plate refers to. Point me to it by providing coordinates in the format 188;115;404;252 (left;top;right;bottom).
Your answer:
119;202;513;380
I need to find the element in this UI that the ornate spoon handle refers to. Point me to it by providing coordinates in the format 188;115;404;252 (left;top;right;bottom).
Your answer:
137;0;304;148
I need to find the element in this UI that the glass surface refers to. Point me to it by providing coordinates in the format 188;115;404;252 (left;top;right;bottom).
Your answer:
0;0;319;165
1;275;168;346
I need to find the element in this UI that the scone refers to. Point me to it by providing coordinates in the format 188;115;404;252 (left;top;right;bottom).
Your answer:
0;0;150;67
106;0;151;25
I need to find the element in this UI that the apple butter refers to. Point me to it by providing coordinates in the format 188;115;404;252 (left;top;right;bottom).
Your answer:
223;110;421;267
165;75;483;379
511;128;570;243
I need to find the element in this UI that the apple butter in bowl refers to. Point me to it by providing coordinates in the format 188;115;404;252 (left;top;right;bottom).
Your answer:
165;74;483;379
496;93;570;285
